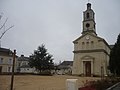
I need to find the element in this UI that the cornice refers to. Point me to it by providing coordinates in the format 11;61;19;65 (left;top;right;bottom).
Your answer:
73;49;110;56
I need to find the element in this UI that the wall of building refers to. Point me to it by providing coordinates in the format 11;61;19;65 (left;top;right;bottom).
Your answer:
72;34;110;76
0;55;17;73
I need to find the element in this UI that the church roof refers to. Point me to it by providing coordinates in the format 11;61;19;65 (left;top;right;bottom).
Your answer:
73;33;100;42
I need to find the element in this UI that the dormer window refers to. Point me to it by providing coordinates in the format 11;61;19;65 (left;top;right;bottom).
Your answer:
86;13;89;19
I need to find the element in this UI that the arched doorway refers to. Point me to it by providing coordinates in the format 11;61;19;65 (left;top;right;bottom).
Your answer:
85;61;91;76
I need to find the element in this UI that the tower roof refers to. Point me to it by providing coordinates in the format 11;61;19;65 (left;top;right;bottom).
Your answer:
82;2;96;35
87;3;91;10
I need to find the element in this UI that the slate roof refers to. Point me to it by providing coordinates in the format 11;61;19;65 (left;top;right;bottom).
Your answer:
58;61;73;69
0;47;13;56
0;48;10;52
18;55;29;61
59;61;73;66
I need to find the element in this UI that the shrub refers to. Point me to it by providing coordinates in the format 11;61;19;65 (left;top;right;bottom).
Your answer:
79;77;120;90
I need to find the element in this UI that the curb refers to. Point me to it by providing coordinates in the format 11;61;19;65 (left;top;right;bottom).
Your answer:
106;82;120;90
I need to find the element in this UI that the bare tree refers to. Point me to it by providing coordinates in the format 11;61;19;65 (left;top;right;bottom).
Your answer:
0;13;14;47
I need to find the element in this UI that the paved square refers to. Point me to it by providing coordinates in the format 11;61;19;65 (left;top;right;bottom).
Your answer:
0;75;100;90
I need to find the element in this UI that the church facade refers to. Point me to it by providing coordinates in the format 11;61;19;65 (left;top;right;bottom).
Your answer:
72;3;111;76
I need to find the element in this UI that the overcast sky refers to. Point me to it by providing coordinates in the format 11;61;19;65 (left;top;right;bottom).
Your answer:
0;0;120;63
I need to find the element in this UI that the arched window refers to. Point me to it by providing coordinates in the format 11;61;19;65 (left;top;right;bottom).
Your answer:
82;42;85;45
86;42;89;49
86;42;89;44
91;41;94;48
91;41;94;43
82;42;85;49
86;13;89;19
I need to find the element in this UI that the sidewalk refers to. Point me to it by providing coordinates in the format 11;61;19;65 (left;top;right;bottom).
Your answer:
112;83;120;90
106;82;120;90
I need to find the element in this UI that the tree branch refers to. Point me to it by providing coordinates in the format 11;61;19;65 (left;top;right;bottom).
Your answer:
0;18;8;31
0;13;3;21
0;25;14;39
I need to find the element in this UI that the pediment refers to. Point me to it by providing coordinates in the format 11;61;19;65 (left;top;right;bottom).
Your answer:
73;33;103;44
81;55;94;60
73;33;110;49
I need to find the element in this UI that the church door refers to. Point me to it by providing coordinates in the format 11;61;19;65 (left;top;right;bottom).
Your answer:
85;61;91;76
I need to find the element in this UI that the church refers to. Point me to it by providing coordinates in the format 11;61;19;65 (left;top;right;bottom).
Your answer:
72;3;111;76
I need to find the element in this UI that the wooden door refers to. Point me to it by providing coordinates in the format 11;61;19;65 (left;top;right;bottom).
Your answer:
85;61;91;76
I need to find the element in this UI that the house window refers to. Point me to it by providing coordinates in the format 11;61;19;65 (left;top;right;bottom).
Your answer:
0;66;2;73
18;63;21;66
0;58;3;64
8;59;12;64
22;62;26;66
8;67;11;72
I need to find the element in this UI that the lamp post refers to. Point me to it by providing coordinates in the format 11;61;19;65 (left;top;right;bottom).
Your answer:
10;50;16;90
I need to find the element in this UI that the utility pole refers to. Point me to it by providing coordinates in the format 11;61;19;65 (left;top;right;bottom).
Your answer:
10;50;16;90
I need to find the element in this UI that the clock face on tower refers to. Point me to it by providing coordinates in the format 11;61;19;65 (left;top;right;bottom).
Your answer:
86;23;90;28
86;36;90;40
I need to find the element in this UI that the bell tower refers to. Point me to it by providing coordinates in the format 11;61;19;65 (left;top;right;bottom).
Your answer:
72;2;110;77
82;3;97;35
